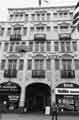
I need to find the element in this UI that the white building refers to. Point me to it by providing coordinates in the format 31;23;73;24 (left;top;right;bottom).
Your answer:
0;5;79;112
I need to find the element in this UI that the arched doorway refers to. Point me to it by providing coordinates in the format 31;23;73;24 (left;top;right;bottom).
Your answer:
0;81;21;111
25;83;51;113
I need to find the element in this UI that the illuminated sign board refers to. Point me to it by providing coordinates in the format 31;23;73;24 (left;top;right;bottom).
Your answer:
56;88;79;95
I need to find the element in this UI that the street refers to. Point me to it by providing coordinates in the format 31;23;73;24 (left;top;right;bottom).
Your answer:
0;114;79;120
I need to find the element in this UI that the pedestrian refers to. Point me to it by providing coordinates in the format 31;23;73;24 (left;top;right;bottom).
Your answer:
52;103;58;120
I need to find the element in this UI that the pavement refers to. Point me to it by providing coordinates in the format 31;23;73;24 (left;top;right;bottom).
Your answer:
0;113;79;120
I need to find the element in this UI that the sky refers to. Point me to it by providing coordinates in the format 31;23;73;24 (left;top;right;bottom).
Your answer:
0;0;78;21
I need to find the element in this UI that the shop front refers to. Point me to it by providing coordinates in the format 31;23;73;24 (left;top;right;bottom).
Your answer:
56;83;79;111
0;82;21;111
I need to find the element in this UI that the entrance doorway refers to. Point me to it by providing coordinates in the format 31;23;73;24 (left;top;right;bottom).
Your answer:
25;83;51;113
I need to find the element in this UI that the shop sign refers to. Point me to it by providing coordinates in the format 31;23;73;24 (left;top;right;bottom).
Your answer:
56;88;79;95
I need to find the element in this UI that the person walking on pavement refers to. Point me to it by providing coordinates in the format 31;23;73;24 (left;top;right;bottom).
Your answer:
52;103;58;120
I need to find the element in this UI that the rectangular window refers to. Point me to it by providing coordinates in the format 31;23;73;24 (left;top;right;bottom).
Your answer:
23;27;27;36
29;41;33;51
25;14;28;21
19;59;24;70
54;42;59;51
31;14;35;21
8;60;17;70
62;60;72;70
37;14;40;21
66;41;71;52
40;59;44;70
27;59;32;70
30;27;34;32
1;59;6;70
55;59;59;70
35;42;39;52
47;41;51;51
9;42;15;52
0;28;4;36
47;13;50;21
7;28;11;36
72;41;77;51
61;42;65;52
40;42;44;52
34;59;44;70
46;59;51;70
4;42;9;51
74;59;79;70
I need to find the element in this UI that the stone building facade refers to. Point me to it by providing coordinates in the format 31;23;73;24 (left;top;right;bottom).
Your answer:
0;5;79;112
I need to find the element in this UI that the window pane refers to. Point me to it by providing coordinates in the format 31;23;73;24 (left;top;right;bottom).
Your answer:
4;42;9;51
35;42;39;52
40;42;44;52
61;42;65;52
47;41;51;51
47;59;51;70
19;59;24;70
9;42;15;52
7;28;11;36
27;59;32;70
74;59;79;70
54;42;59;51
40;60;44;70
29;41;33;51
55;59;59;70
72;41;77;51
66;41;71;52
23;27;27;36
35;60;39;70
1;59;6;70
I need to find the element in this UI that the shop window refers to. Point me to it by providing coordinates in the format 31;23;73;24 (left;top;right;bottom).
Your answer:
54;42;59;51
74;59;79;70
46;59;51;70
27;59;32;70
1;59;6;70
55;59;59;70
19;59;24;70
